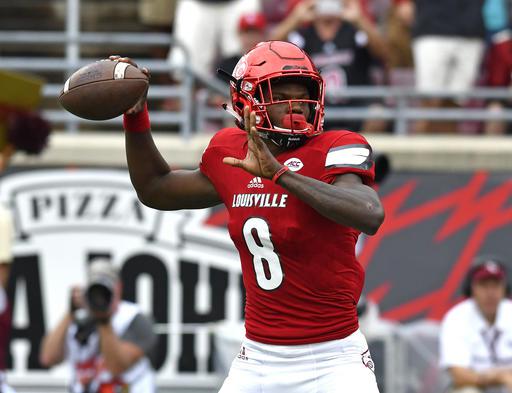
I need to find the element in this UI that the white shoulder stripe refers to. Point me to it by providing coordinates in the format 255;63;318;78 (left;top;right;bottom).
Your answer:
325;147;370;167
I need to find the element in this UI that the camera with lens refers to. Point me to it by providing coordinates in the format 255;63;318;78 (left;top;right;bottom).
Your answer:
72;260;119;344
85;278;114;313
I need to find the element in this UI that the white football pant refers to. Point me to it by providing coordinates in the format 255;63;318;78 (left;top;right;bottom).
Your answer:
218;329;380;393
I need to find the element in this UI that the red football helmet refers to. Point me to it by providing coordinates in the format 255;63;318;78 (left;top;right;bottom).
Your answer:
227;41;325;148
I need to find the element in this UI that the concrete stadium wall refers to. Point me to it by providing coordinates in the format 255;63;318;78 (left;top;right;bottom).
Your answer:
10;132;512;171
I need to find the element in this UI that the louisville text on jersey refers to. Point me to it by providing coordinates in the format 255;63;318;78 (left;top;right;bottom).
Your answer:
231;193;288;208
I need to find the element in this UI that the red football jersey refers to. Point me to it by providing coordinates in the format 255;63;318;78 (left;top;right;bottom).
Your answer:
200;128;375;345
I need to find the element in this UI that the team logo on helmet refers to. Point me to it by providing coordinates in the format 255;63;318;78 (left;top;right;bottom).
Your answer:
233;56;248;80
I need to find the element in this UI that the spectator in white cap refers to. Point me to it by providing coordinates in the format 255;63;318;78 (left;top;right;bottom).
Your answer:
40;259;157;393
440;256;512;393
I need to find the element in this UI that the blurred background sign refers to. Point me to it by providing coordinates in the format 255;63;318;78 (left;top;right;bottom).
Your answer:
1;166;511;393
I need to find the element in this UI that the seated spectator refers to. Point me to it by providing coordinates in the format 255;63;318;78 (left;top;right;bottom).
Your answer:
400;0;486;134
270;0;391;133
439;256;512;393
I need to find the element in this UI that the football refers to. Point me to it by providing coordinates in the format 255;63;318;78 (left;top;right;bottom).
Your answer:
59;60;149;120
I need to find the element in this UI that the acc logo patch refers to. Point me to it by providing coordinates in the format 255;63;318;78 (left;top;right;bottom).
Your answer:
284;158;304;172
361;349;375;372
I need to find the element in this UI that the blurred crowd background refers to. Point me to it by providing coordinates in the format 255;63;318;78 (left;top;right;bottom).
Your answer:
2;0;512;136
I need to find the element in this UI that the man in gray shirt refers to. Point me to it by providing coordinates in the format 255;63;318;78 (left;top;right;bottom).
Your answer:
40;259;157;393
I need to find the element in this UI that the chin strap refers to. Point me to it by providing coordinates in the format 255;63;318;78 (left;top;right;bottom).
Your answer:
266;113;312;149
265;131;308;149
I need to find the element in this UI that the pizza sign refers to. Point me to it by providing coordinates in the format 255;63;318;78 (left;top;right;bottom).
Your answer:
0;168;244;386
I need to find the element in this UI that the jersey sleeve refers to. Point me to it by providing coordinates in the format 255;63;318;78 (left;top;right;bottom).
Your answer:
199;128;242;186
319;132;375;186
199;133;220;183
199;144;212;180
439;310;472;369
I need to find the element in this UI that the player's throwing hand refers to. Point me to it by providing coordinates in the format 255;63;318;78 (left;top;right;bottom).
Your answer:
107;55;150;115
222;106;283;179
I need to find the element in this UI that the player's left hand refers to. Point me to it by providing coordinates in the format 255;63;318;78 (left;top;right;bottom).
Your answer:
223;107;283;179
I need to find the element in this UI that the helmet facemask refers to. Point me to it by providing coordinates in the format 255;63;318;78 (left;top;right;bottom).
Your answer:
231;72;325;149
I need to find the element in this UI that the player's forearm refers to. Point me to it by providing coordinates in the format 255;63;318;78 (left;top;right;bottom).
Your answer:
123;101;178;208
125;131;174;207
277;172;384;234
39;314;72;367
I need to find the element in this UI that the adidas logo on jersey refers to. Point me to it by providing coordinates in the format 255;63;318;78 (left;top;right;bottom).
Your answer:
237;346;249;361
247;177;264;189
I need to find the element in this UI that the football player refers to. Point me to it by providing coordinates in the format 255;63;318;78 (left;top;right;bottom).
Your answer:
115;40;384;392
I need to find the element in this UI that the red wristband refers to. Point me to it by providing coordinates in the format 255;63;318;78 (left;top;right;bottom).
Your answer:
272;166;289;183
123;102;150;133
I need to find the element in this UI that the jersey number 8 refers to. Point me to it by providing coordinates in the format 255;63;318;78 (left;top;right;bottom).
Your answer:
243;218;283;291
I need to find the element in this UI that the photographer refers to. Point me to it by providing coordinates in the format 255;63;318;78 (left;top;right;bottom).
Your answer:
40;259;157;393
